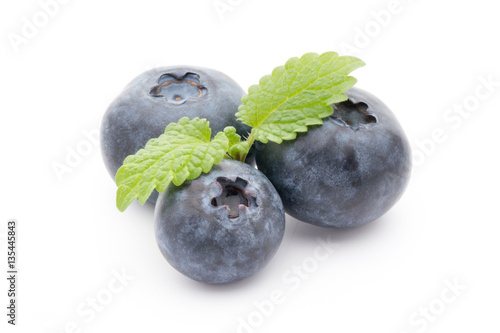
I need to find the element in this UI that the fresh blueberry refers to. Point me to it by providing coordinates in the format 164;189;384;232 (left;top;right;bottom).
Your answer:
101;66;251;205
154;160;285;284
255;87;411;228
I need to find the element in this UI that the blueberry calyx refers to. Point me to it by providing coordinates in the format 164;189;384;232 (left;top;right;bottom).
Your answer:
211;177;257;219
150;72;208;105
330;99;377;130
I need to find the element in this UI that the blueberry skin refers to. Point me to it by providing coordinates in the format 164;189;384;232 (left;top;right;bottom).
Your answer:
154;160;285;284
255;87;412;228
101;66;251;205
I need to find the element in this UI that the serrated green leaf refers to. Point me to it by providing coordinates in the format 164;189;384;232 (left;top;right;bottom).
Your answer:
224;126;242;147
115;117;229;212
223;126;250;160
236;51;365;144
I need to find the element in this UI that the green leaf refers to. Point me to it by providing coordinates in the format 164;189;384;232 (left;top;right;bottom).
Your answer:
236;52;365;144
223;126;250;161
224;126;242;148
115;117;229;212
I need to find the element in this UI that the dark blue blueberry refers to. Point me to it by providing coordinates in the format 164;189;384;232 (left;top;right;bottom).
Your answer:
154;160;285;284
101;67;251;205
255;87;412;228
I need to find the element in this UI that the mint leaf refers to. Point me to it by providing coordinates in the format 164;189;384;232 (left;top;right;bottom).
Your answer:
224;126;243;148
114;51;366;211
115;117;229;212
223;127;250;161
236;52;365;144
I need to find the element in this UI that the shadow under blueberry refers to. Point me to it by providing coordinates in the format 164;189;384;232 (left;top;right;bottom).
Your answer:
285;213;391;246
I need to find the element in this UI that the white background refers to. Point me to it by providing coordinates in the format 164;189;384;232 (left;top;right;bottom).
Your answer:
1;0;499;332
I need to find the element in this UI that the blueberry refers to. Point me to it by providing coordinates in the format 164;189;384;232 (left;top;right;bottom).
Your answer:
101;66;251;205
255;87;411;228
154;160;285;284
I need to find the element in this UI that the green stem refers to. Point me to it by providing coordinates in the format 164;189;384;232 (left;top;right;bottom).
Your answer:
239;132;256;162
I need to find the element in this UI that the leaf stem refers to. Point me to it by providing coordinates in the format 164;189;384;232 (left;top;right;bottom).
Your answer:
240;132;255;162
